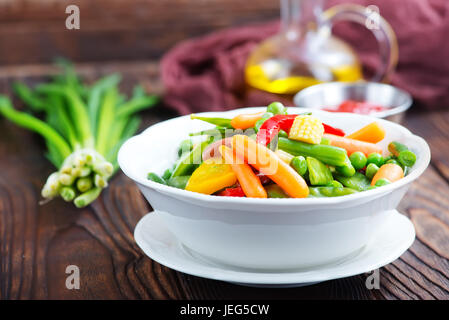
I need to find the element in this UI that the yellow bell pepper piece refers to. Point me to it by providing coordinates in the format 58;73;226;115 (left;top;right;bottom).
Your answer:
185;158;237;194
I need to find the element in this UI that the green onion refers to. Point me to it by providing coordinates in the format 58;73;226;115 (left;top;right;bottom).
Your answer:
0;61;158;208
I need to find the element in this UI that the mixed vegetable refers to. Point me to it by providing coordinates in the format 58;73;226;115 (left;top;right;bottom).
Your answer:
147;102;417;199
0;61;158;207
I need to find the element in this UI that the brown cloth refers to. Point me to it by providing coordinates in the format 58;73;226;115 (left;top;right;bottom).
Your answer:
161;0;449;114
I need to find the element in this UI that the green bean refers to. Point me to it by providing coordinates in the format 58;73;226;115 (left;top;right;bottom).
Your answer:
147;172;165;184
335;161;356;177
327;180;343;188
309;187;358;197
265;184;289;198
178;139;194;157
172;139;211;177
335;172;371;191
167;176;190;189
278;137;349;167
307;157;333;186
162;169;173;180
189;127;227;137
190;114;233;128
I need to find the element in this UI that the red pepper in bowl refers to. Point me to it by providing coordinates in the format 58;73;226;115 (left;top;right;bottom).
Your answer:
217;186;246;197
256;114;346;145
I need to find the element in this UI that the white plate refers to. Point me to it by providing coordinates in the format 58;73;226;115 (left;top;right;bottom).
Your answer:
134;210;415;287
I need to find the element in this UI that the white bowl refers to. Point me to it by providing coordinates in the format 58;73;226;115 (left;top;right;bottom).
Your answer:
118;108;430;270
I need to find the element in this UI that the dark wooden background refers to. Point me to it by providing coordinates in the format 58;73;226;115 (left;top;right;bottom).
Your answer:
1;0;449;300
0;0;279;65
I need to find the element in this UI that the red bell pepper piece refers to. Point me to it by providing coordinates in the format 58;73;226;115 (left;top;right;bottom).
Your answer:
322;123;345;136
256;114;345;145
217;186;246;197
256;114;298;145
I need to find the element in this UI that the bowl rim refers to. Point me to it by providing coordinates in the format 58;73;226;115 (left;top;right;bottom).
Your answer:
293;82;413;119
118;107;431;207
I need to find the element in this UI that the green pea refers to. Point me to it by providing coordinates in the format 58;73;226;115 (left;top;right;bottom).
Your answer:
267;102;287;115
290;156;307;176
367;152;384;167
349;151;367;170
386;159;401;167
365;163;379;180
397;150;416;167
374;178;391;187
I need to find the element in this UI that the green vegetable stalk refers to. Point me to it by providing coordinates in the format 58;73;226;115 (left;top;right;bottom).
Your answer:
278;137;349;167
0;62;158;207
190;114;233;128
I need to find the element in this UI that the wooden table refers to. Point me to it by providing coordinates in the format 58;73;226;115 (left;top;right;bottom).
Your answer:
1;61;448;300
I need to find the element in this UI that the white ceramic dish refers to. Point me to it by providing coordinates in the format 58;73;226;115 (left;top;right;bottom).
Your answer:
134;210;415;287
118;107;430;270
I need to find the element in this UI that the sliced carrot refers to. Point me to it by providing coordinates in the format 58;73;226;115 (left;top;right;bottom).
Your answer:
219;145;267;198
230;111;265;130
324;133;383;156
231;135;309;198
346;122;386;143
371;163;404;186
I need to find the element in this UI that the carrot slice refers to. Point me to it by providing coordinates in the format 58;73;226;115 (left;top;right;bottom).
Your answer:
346;122;386;143
324;133;383;156
231;135;309;198
219;145;267;198
371;163;404;186
230;111;265;130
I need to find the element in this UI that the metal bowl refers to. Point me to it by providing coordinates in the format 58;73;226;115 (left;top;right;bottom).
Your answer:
293;82;413;123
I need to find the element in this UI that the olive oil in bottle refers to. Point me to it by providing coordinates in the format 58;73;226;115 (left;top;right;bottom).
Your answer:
245;0;364;94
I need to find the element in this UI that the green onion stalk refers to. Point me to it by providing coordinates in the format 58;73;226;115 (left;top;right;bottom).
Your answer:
0;61;158;207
